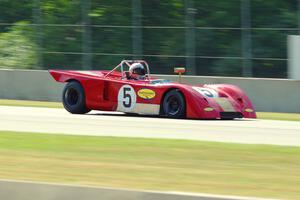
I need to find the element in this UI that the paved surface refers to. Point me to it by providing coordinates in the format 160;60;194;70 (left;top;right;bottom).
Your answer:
1;106;299;146
0;179;276;200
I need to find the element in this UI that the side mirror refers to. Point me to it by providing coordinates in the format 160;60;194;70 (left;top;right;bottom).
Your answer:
174;67;186;83
174;68;186;74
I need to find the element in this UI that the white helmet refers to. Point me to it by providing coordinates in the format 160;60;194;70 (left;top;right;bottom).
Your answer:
129;63;146;76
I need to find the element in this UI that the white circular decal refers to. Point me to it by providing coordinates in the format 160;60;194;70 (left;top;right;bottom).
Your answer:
192;87;219;98
117;85;136;112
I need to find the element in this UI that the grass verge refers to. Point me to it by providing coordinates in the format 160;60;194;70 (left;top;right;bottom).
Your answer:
257;112;300;122
0;131;299;199
0;99;62;108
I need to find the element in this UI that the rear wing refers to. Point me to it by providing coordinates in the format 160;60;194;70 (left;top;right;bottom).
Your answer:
49;70;104;83
49;70;68;82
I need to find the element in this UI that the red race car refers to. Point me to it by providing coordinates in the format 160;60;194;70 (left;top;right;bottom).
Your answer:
49;60;256;119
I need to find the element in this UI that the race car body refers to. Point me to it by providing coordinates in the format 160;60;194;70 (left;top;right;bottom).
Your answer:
49;60;256;119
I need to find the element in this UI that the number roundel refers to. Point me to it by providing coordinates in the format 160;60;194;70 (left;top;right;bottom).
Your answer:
192;87;219;98
117;85;136;112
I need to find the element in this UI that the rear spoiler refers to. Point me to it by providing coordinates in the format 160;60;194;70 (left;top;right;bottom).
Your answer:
49;70;65;82
49;69;105;83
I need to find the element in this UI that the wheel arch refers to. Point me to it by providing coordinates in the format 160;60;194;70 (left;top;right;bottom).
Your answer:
66;78;81;84
159;87;187;116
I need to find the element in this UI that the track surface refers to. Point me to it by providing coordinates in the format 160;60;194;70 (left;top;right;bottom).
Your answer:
1;106;300;146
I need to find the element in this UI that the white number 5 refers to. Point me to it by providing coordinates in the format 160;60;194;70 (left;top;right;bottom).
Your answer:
117;85;136;112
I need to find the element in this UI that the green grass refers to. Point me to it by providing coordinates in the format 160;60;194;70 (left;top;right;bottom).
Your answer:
257;112;300;121
0;99;63;108
1;99;300;121
0;131;299;199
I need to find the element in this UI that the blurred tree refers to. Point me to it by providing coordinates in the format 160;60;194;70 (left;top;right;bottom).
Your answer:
0;22;38;69
41;0;83;69
90;0;132;69
141;0;186;74
0;0;298;77
0;0;33;25
251;0;297;77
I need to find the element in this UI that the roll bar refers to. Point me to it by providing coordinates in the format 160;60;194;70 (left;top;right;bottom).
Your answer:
104;60;151;81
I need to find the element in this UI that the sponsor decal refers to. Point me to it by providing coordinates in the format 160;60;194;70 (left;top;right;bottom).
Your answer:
245;108;254;113
137;88;156;100
204;107;214;112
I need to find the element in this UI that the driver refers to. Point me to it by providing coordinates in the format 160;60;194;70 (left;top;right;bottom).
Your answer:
128;63;146;80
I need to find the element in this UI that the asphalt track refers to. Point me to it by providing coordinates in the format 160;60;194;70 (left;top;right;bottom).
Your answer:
1;106;300;146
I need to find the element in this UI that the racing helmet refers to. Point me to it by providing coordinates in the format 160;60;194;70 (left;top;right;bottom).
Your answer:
129;63;146;78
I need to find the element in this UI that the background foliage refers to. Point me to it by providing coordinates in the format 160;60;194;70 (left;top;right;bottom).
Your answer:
0;0;298;78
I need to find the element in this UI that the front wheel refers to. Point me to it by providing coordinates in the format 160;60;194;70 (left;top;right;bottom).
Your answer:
62;81;90;114
161;90;186;119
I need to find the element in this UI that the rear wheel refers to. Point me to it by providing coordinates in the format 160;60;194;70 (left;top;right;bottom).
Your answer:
162;90;186;119
62;81;90;114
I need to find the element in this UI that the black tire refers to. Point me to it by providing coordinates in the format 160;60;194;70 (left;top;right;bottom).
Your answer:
162;90;186;119
62;81;90;114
